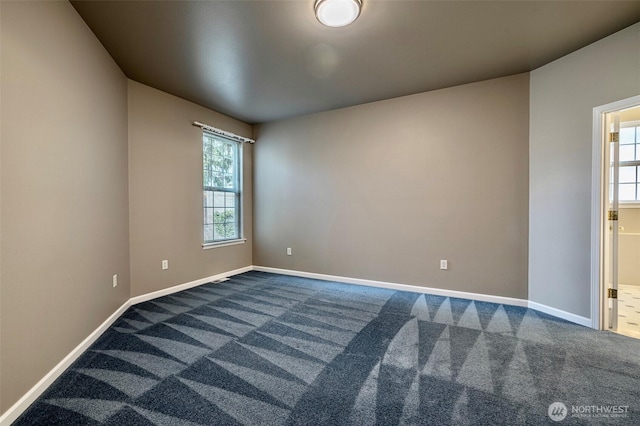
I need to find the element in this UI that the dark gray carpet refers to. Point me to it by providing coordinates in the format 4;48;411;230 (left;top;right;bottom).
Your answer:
14;271;640;425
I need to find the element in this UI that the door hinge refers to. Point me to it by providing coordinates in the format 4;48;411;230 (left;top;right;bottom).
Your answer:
610;131;619;143
608;288;618;299
608;210;619;221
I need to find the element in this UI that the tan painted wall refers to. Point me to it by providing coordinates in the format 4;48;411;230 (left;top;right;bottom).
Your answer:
254;74;529;299
529;22;640;318
618;109;640;286
619;106;640;122
128;81;253;297
619;208;640;286
1;1;130;412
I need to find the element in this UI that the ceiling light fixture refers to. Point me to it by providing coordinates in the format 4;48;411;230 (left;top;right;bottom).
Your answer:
315;0;362;28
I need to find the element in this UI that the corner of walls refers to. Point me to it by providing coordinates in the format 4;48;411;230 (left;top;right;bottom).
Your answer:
254;73;530;301
528;22;640;320
127;80;253;298
0;0;130;415
0;261;253;425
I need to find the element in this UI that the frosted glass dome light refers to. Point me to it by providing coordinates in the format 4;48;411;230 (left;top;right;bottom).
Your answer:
315;0;362;28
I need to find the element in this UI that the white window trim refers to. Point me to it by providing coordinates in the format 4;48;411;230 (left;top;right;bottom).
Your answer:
618;121;640;203
202;131;244;246
202;238;247;249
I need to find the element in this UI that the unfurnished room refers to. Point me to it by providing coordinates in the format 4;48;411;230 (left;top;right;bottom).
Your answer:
1;1;640;425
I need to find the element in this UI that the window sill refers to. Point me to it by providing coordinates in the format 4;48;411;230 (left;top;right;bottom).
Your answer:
202;238;246;249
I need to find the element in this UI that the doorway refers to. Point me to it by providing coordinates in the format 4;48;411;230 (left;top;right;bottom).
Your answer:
592;96;640;338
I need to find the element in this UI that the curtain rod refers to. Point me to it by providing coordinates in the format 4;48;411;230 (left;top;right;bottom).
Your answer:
192;121;255;144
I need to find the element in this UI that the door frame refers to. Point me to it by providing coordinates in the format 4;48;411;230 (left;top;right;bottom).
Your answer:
591;95;640;330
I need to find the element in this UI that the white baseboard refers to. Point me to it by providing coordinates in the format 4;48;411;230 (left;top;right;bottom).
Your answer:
254;266;594;328
253;266;530;308
0;265;253;425
129;265;253;305
527;301;592;327
0;264;593;424
0;300;131;426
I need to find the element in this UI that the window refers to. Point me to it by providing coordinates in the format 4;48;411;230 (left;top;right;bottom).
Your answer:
618;123;640;202
203;132;242;244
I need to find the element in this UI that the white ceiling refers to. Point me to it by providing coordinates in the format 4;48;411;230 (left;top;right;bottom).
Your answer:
71;1;640;124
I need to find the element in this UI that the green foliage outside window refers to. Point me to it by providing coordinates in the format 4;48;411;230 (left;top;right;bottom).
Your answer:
203;133;241;243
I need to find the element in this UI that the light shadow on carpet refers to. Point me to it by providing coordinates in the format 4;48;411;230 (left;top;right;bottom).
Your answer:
14;271;640;425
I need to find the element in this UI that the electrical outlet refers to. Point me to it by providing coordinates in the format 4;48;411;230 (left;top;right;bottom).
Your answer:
287;247;292;256
440;260;448;270
162;260;169;270
112;274;118;288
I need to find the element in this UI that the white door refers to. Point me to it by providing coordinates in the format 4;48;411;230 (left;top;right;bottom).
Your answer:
593;95;640;333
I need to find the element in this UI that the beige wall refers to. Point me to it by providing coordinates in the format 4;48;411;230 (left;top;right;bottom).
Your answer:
254;74;529;299
128;81;253;297
1;1;130;412
618;107;640;285
529;22;640;318
620;106;640;122
619;208;640;286
618;109;640;286
2;0;635;417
